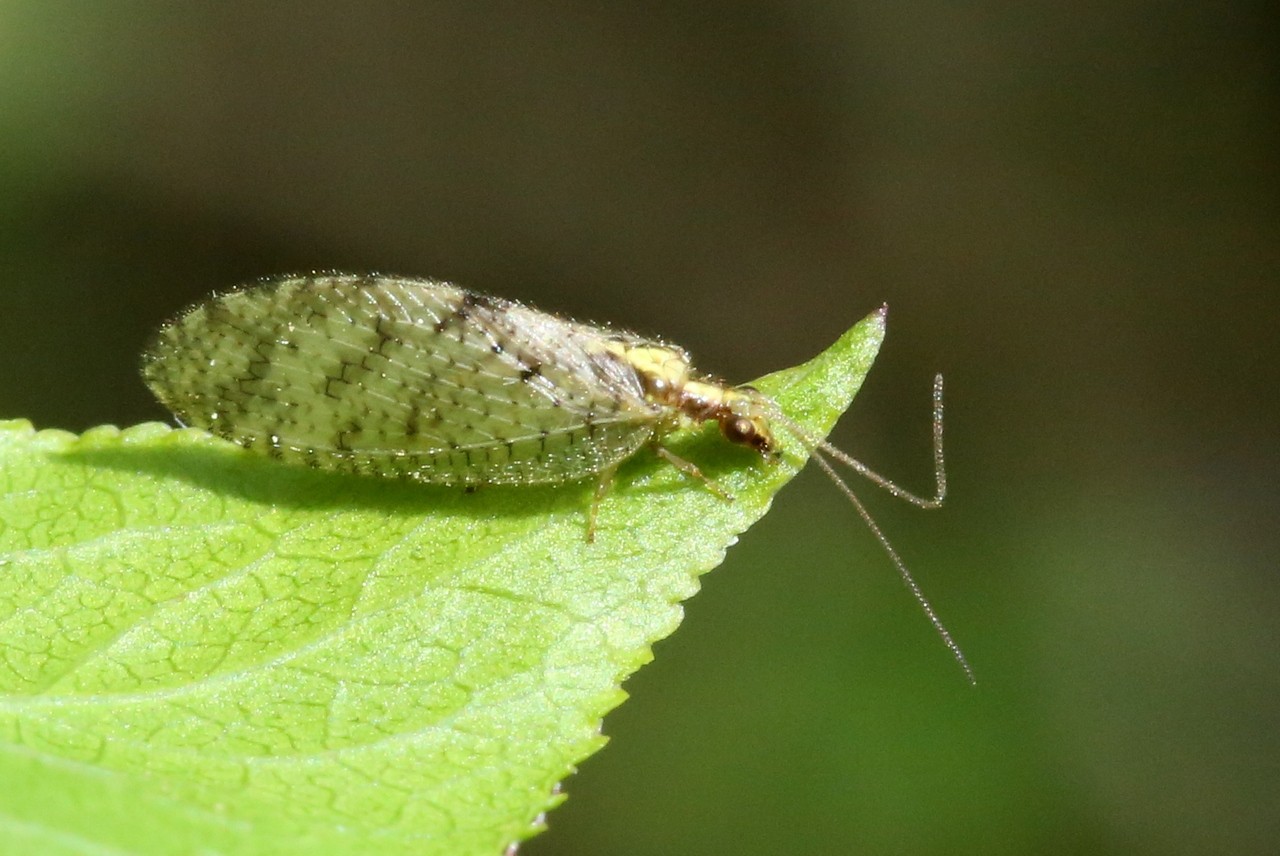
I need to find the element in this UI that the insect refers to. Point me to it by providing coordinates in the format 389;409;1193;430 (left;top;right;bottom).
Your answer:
143;273;970;680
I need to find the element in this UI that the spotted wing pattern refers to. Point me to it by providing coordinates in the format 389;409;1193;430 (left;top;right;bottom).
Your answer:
142;274;667;485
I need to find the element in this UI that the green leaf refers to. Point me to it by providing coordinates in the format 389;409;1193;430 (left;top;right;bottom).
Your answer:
0;309;884;855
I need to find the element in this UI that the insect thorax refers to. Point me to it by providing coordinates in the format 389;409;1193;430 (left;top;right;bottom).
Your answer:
603;341;780;458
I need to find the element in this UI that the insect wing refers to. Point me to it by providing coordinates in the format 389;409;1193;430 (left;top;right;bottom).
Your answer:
142;275;662;485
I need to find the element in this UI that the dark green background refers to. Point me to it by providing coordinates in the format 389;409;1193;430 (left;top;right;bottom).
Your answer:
2;3;1275;854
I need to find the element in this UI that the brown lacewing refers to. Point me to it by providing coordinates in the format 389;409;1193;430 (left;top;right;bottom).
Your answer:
143;273;970;680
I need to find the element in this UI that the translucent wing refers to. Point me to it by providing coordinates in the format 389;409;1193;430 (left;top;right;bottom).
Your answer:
142;274;666;485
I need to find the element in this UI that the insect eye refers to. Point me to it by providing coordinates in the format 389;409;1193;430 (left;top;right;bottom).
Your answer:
722;416;756;445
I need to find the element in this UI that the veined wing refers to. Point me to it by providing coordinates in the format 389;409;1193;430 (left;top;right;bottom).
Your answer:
142;274;665;485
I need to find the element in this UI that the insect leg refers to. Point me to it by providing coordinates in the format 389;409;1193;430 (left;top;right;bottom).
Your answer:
585;465;617;543
651;444;734;502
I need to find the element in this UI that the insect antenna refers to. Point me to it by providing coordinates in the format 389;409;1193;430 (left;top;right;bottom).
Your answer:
764;374;974;684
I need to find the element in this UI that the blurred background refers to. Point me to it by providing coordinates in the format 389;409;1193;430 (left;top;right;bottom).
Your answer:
1;2;1276;854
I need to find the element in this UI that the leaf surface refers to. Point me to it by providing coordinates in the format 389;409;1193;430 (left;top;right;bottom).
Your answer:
0;310;884;855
